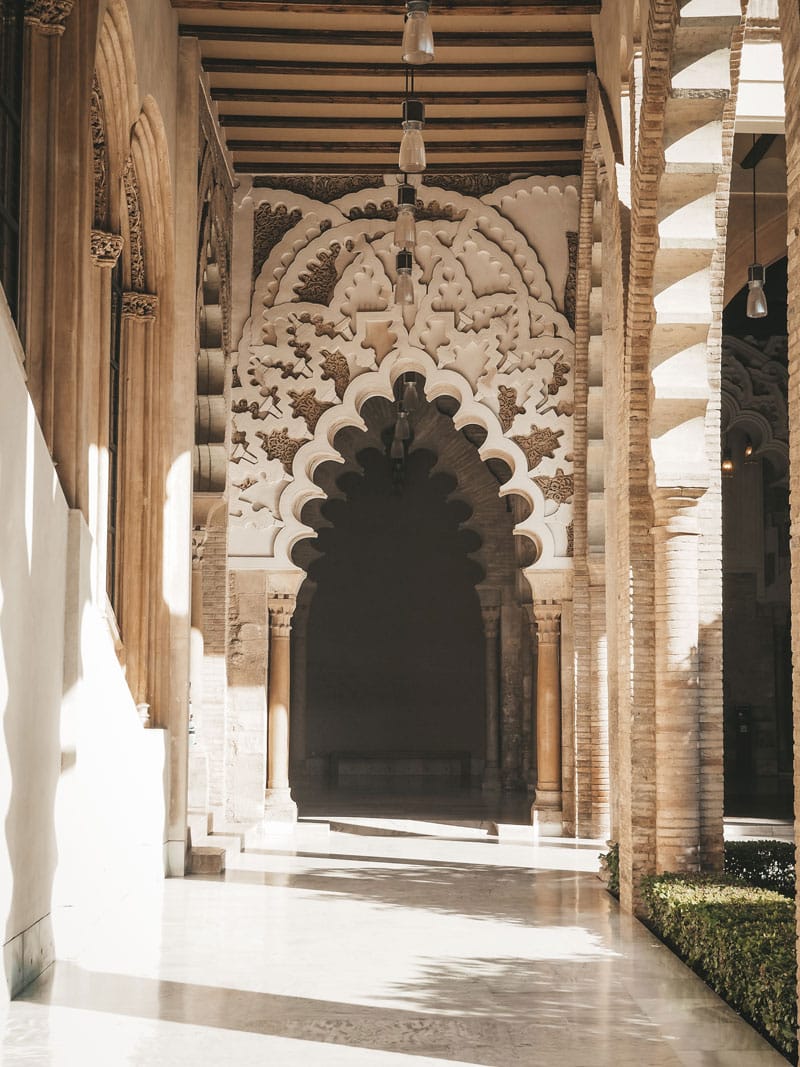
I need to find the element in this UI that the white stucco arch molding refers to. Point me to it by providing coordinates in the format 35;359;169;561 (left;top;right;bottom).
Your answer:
273;347;558;569
229;176;577;570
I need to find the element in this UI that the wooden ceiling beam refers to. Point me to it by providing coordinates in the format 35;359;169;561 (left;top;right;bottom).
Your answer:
179;25;594;48
204;58;593;77
237;160;584;175
226;137;583;153
218;114;585;130
211;87;587;105
174;1;600;14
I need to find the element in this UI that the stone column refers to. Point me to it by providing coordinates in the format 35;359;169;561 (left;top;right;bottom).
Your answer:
265;592;298;821
480;604;501;792
523;605;538;794
652;488;704;872
532;601;563;834
500;599;523;789
290;597;310;774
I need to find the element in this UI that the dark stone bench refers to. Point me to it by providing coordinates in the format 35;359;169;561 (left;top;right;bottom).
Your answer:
328;751;472;787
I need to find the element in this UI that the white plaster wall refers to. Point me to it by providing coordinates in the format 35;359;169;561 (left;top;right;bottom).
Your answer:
0;295;167;998
0;295;67;997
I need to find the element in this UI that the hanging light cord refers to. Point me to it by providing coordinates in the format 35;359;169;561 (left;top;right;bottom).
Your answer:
752;133;758;264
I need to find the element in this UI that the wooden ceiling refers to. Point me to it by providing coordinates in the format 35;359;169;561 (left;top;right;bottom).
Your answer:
173;0;597;177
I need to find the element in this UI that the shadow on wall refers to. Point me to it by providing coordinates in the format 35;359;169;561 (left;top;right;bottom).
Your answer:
0;336;69;997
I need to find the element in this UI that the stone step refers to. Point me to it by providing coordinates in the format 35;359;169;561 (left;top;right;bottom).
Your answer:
189;846;226;875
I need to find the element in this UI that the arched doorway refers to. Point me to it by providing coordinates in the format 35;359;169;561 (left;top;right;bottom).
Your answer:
292;382;531;806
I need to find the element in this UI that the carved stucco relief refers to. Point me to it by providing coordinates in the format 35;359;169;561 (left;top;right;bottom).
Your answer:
229;177;579;567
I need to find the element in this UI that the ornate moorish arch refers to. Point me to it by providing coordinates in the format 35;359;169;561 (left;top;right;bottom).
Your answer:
229;176;579;578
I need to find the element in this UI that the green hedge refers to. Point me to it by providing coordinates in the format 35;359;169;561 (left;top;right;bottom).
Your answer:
724;839;795;899
641;874;797;1060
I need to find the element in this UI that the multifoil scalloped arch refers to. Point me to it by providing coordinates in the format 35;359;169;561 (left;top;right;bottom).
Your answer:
229;177;579;571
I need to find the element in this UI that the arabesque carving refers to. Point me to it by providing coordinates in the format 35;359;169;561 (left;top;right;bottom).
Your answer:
230;176;579;567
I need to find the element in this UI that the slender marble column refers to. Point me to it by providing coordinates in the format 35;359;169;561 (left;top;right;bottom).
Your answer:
290;599;310;773
532;601;563;833
481;605;501;792
265;593;298;821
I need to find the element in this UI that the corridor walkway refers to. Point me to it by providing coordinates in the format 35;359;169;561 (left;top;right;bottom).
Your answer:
1;804;786;1066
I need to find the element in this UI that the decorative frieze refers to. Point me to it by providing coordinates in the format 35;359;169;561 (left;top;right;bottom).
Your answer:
24;0;74;35
122;291;159;320
123;156;146;292
91;76;108;228
90;230;124;268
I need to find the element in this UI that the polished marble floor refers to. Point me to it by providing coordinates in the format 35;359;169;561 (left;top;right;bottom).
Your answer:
1;794;787;1066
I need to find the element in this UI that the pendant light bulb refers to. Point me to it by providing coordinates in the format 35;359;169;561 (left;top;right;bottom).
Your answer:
402;0;434;65
399;99;426;174
395;250;415;305
402;374;420;411
746;263;768;319
721;447;734;477
394;183;417;250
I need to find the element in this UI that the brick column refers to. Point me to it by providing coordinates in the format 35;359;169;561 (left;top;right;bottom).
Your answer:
652;487;704;872
480;604;501;792
532;601;563;834
265;592;298;821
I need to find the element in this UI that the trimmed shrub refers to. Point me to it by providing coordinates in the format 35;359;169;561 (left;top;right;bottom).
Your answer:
641;874;797;1060
599;841;619;897
725;839;795;899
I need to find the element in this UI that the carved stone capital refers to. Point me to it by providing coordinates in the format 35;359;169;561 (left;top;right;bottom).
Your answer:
90;230;124;268
268;593;296;638
25;0;74;34
191;527;208;569
121;291;159;320
480;605;500;639
533;601;561;644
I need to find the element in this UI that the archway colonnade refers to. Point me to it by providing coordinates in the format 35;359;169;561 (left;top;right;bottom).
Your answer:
7;0;800;1034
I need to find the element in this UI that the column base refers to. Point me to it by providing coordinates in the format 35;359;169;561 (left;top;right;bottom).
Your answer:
482;766;501;793
532;787;563;836
263;787;298;823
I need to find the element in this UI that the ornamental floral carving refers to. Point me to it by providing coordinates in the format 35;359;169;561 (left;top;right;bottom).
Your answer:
123;155;146;292
91;75;108;228
25;0;74;34
90;230;124;268
230;176;579;564
534;468;574;504
121;291;159;319
513;427;565;471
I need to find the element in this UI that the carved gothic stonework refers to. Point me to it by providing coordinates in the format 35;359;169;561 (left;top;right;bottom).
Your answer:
123;156;146;292
122;291;159;319
90;230;124;268
230;177;579;566
91;75;108;228
25;0;74;34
